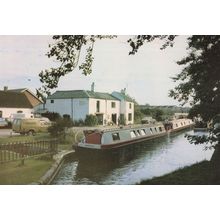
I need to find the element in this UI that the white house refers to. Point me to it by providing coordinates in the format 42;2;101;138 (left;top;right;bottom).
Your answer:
112;89;134;124
45;87;134;125
0;87;43;120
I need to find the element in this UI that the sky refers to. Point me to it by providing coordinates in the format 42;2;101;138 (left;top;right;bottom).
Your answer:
0;35;189;105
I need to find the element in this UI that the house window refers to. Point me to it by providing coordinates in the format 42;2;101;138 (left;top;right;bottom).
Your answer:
50;100;54;104
96;101;100;112
128;113;132;121
0;111;2;118
112;133;120;141
111;102;116;108
129;103;132;109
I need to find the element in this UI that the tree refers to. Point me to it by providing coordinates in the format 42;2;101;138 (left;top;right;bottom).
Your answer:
48;117;74;141
84;114;98;126
38;35;116;97
152;109;164;122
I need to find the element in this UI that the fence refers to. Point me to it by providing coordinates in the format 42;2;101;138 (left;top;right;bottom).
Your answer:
0;139;58;163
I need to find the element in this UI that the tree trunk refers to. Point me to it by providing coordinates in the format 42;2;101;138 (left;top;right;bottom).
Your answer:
210;144;220;184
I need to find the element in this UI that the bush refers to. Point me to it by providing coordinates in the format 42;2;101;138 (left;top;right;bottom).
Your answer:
73;119;85;126
41;112;61;121
84;114;98;126
48;117;74;139
118;114;126;125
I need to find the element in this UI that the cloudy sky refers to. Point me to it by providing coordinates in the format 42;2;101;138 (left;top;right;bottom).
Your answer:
0;35;189;105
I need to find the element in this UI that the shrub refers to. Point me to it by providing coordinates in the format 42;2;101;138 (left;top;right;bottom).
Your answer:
118;114;126;125
41;111;61;121
48;117;74;140
84;114;98;126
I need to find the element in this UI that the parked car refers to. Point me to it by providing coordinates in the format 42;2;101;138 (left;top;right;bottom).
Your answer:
0;118;8;128
12;118;52;135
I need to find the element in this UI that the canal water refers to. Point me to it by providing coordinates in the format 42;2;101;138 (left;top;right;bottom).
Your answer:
52;130;214;185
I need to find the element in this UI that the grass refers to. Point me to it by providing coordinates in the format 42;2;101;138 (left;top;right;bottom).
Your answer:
0;132;79;151
0;158;53;184
139;161;217;185
0;133;51;144
0;131;81;184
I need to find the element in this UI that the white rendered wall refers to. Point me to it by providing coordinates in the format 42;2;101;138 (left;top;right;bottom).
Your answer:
88;98;120;125
45;98;89;120
0;108;33;119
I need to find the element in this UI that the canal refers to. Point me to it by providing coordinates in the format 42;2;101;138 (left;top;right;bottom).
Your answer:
52;129;214;185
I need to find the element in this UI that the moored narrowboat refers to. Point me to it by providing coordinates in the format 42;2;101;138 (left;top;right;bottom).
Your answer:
77;119;194;150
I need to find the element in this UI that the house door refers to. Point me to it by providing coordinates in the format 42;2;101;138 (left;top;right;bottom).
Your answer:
112;114;117;125
96;114;104;125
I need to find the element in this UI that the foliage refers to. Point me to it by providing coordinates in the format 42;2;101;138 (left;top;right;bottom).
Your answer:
130;35;220;148
128;35;177;54
38;35;116;97
152;109;164;122
41;111;61;121
48;117;74;138
118;114;126;126
73;119;85;126
84;114;98;126
134;105;144;124
168;36;220;147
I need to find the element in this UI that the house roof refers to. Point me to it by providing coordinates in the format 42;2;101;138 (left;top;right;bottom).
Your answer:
0;91;33;108
8;88;27;93
47;90;119;101
112;91;134;102
8;88;43;105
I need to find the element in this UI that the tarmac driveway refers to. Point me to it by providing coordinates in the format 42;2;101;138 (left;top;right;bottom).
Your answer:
0;129;19;137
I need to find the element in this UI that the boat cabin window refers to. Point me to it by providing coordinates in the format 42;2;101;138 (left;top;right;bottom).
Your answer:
150;128;153;134
181;122;183;126
154;127;157;132
159;127;162;132
112;133;120;141
130;131;136;138
176;124;178;127
140;129;146;135
136;130;141;136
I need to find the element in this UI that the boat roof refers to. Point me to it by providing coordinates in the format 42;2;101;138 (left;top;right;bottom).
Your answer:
84;123;165;133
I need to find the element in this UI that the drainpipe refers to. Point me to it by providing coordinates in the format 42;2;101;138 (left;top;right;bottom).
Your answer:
71;98;73;120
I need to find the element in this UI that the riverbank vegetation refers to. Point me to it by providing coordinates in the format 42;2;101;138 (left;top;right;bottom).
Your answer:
139;161;220;185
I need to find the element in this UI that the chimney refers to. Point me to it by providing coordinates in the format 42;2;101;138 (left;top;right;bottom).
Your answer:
4;86;8;91
91;82;95;92
121;88;126;95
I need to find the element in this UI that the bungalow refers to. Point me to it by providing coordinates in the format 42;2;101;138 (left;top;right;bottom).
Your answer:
0;87;43;120
45;87;134;125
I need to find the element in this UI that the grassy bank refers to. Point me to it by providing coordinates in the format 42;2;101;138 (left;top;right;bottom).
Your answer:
0;132;78;151
0;158;53;184
139;161;218;185
0;132;77;184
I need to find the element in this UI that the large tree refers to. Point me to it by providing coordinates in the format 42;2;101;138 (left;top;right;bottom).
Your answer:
37;35;116;99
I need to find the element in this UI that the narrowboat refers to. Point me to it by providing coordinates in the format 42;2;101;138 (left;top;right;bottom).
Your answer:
77;119;194;150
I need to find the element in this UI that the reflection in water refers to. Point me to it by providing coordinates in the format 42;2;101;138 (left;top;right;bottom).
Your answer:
52;130;214;185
